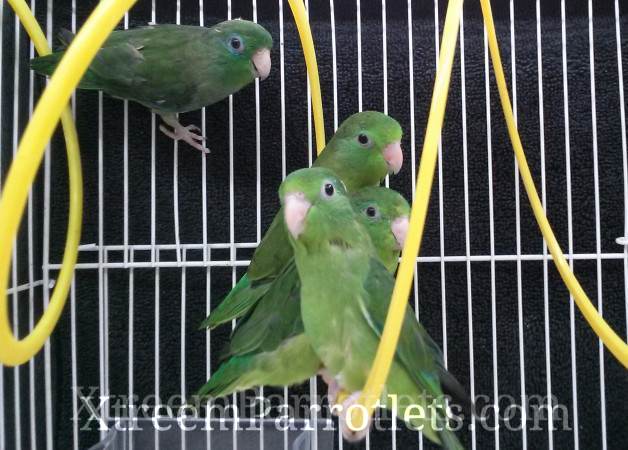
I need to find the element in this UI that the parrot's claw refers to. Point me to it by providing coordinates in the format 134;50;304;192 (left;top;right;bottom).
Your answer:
338;391;372;442
159;123;209;153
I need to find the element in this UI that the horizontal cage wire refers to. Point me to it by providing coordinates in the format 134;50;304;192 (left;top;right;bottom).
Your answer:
1;0;628;450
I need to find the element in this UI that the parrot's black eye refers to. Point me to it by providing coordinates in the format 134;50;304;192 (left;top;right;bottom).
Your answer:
365;206;378;218
229;36;244;53
357;133;371;147
322;183;335;198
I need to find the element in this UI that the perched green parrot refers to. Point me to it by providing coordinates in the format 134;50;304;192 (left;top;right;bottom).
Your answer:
197;184;410;398
202;111;404;329
30;20;273;152
282;167;466;449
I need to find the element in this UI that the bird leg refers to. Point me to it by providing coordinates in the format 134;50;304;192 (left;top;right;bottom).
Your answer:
337;391;372;442
158;113;209;153
319;369;341;407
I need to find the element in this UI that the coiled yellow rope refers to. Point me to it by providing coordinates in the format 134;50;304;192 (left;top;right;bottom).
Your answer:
479;0;628;367
0;0;136;366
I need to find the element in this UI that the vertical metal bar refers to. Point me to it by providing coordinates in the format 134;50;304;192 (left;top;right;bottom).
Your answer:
358;2;366;445
586;2;607;448
535;2;553;446
11;10;22;450
432;0;441;447
173;1;182;265
1;0;6;445
150;3;159;448
70;279;78;450
104;249;110;424
253;0;261;244
356;0;362;112
154;249;160;449
382;0;388;193
180;248;186;450
279;0;286;179
123;9;129;267
509;2;527;447
69;7;78;450
327;2;342;444
482;23;499;450
278;2;287;447
459;13;476;450
97;0;108;435
250;1;264;448
43;1;54;448
329;0;338;131
303;0;318;445
226;2;238;448
26;2;37;448
559;2;579;448
128;248;134;450
614;0;628;339
198;3;212;450
173;28;182;431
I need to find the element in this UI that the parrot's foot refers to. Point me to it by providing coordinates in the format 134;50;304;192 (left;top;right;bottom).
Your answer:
338;391;372;442
159;122;209;153
319;370;340;407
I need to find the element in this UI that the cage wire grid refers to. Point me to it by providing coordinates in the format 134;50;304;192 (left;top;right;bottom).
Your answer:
1;0;628;450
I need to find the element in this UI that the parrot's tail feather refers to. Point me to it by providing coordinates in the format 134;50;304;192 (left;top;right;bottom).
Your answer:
197;356;253;399
58;28;76;49
438;427;465;450
30;52;102;90
30;53;62;77
440;370;475;417
200;275;271;329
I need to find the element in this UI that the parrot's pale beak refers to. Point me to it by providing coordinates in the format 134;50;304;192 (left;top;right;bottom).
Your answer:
383;141;403;175
251;48;271;80
284;192;311;239
391;216;409;249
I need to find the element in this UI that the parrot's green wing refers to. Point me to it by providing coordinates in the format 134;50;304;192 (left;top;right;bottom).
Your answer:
359;258;443;396
200;274;272;329
246;210;293;282
203;210;293;329
202;212;291;329
223;261;303;359
361;258;470;413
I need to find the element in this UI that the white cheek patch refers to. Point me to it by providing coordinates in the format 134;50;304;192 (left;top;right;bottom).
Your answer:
284;193;312;239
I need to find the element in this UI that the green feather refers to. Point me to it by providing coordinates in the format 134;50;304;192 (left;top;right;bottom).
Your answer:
284;168;466;449
30;21;272;114
200;179;411;402
204;112;403;329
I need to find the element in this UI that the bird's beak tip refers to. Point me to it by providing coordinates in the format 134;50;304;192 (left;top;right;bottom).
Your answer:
252;48;271;81
383;141;403;175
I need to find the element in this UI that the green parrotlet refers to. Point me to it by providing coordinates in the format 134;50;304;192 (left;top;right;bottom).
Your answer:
282;168;466;448
197;183;410;399
202;111;404;329
30;20;273;152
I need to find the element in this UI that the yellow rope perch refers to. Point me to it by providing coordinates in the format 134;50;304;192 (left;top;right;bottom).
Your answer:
0;0;136;366
350;0;464;428
288;0;326;155
480;0;628;368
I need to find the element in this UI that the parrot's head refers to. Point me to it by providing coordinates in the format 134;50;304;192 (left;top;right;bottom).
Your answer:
214;19;273;82
280;167;364;249
314;111;404;192
350;186;410;273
